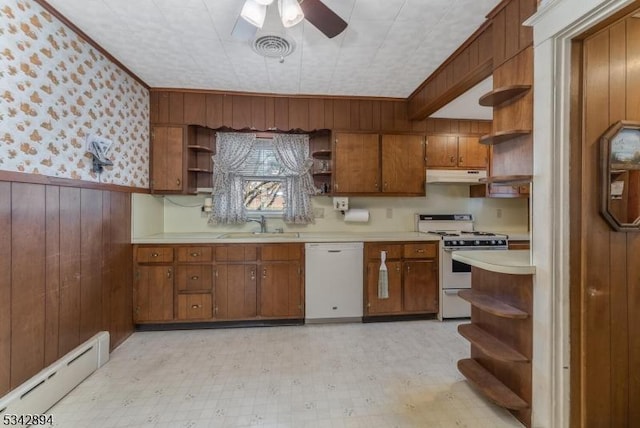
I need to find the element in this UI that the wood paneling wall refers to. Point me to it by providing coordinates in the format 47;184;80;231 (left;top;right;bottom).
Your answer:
407;0;536;121
571;15;640;427
150;90;491;136
0;181;133;395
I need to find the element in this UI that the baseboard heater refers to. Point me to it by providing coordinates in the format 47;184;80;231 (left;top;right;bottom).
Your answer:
0;332;110;426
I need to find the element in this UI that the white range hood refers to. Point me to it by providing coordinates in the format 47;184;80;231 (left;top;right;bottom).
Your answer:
426;169;487;184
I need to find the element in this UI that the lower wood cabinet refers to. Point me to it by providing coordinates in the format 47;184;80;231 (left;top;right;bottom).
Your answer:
134;265;174;322
364;242;438;317
215;264;257;320
133;243;303;324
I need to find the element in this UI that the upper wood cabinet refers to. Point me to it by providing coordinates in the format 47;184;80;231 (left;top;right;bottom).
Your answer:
333;132;425;195
426;135;487;169
333;133;380;193
381;134;425;194
151;126;185;192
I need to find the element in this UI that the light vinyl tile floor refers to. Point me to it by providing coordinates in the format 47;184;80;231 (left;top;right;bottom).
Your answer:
49;320;523;428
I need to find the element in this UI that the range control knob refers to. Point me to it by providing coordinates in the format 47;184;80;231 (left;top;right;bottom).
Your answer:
491;240;496;245
474;240;480;245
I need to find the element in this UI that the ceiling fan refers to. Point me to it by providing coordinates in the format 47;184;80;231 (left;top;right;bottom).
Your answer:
232;0;347;41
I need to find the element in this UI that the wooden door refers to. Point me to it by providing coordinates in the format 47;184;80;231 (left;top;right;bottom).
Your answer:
366;260;402;315
402;260;438;313
381;134;425;194
259;262;302;318
151;126;184;192
457;136;487;168
134;265;174;322
426;135;458;168
333;133;380;193
215;264;257;319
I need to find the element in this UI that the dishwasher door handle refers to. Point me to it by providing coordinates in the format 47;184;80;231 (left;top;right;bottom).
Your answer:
327;250;342;253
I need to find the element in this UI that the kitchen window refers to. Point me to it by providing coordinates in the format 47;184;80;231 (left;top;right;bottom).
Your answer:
239;138;285;215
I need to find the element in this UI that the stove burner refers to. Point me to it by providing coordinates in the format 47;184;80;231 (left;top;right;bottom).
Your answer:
461;231;496;236
427;231;460;237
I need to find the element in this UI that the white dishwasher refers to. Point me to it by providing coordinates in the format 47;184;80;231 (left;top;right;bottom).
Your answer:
304;242;364;323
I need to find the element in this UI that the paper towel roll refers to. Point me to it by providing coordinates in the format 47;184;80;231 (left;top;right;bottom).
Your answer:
343;208;370;223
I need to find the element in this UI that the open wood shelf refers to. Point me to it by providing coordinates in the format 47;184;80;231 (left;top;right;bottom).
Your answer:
479;130;531;145
458;290;529;319
312;150;332;159
458;324;529;362
312;171;332;177
187;145;214;153
480;175;532;185
457;358;529;410
479;85;531;107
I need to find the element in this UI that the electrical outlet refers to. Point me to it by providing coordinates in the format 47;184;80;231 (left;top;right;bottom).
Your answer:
332;197;349;211
496;208;503;219
386;208;393;219
313;207;325;218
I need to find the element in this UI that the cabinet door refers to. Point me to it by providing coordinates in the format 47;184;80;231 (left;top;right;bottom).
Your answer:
403;260;438;313
457;136;487;169
215;264;257;319
426;135;458;168
134;265;174;322
259;262;303;318
366;261;402;315
381;134;425;194
151;126;184;191
333;133;380;193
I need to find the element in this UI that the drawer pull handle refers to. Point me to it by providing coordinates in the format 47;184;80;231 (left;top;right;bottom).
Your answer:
151;252;159;257
191;304;201;309
416;249;425;253
190;252;199;257
191;275;199;280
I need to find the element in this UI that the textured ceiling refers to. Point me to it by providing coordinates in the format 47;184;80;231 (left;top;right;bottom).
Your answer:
45;0;500;99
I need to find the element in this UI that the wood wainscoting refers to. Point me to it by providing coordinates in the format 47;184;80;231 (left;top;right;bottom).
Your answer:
0;177;134;396
570;10;640;427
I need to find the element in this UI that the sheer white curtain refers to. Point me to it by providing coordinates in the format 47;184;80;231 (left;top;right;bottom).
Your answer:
273;134;319;224
209;132;256;224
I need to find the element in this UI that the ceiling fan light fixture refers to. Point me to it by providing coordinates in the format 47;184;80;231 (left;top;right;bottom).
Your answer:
240;0;267;28
278;0;304;28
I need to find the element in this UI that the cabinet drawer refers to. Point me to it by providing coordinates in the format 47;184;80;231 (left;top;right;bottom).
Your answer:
176;265;213;292
365;243;402;260
403;243;437;259
136;246;173;263
177;246;212;262
177;294;213;320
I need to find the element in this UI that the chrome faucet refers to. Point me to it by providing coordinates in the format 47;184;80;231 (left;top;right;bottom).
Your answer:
247;215;268;233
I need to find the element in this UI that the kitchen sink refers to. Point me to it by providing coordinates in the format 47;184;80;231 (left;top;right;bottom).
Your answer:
217;232;300;239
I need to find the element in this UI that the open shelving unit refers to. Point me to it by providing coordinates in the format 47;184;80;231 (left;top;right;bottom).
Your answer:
479;84;531;107
187;126;215;194
309;131;332;194
479;129;531;145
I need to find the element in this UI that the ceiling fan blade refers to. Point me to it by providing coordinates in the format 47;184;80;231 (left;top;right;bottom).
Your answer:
300;0;347;38
231;15;259;41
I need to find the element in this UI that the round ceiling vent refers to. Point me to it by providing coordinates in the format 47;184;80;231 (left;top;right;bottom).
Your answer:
251;34;296;59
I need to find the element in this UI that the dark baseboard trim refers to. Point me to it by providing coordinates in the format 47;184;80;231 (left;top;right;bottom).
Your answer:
362;313;437;323
135;319;304;331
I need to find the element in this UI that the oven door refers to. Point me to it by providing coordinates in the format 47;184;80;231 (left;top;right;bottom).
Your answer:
441;288;471;318
441;249;472;289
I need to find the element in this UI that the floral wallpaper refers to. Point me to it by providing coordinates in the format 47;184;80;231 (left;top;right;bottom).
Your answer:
0;0;149;187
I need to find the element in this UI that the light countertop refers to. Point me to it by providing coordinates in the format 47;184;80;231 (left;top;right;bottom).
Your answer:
133;231;441;244
451;250;535;275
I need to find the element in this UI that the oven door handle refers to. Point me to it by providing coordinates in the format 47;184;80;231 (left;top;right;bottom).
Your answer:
443;289;462;296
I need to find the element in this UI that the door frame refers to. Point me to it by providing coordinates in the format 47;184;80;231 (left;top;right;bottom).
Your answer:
525;1;637;427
